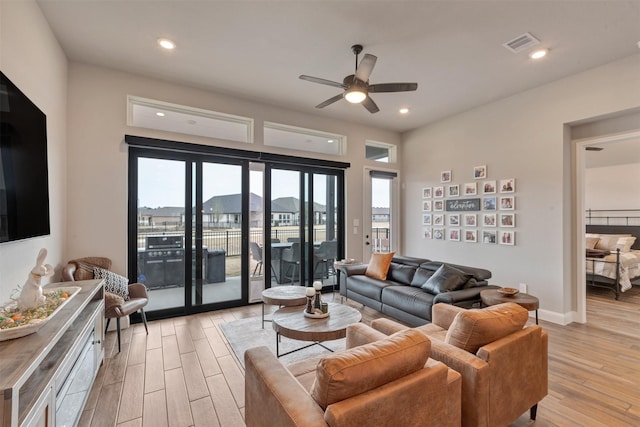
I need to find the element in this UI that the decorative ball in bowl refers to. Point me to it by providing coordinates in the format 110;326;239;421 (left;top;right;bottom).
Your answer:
498;287;519;296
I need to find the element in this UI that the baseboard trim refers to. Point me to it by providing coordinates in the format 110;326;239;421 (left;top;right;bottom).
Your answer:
536;308;579;325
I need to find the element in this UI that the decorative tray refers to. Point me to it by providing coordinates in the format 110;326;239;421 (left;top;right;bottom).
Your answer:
497;287;519;296
0;286;81;341
304;310;330;319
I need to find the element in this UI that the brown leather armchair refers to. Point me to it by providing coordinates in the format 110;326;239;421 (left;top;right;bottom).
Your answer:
62;257;149;352
371;302;548;427
245;323;461;427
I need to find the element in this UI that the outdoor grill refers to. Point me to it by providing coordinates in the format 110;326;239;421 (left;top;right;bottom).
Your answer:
138;235;224;289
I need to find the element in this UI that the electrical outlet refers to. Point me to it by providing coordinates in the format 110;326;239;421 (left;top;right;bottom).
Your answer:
519;283;528;293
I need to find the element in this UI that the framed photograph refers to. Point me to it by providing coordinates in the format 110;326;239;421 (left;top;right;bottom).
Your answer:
483;213;496;227
433;228;445;240
434;200;444;211
433;214;444;226
422;214;432;226
449;214;460;226
482;180;496;194
423;228;432;239
464;213;477;227
482;196;497;211
448;184;460;197
500;179;515;193
500;213;515;227
474;165;487;180
499;230;515;245
422;187;432;198
500;196;515;210
482;230;497;244
441;171;452;183
422;200;432;212
449;229;460;241
464;229;477;243
464;182;477;196
433;186;444;198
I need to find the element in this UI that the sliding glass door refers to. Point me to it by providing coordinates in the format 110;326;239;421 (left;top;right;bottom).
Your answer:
130;150;247;318
128;139;347;319
267;167;342;290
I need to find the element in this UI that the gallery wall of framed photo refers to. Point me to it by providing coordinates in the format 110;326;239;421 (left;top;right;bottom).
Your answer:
422;165;516;245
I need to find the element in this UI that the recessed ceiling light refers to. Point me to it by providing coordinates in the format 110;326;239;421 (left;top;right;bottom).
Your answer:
399;108;409;114
156;112;165;117
327;139;334;143
529;49;548;60
158;38;176;50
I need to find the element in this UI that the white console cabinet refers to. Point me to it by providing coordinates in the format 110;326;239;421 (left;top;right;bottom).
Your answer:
0;280;104;427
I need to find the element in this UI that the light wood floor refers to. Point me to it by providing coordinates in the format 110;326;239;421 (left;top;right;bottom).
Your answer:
80;287;640;427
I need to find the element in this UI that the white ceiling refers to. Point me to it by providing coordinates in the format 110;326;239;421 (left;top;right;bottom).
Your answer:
36;0;640;133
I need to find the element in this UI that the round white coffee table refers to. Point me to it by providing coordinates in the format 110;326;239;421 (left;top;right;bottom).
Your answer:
271;302;362;357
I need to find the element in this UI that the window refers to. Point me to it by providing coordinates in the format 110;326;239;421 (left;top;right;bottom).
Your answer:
264;122;345;156
127;96;253;143
366;140;397;163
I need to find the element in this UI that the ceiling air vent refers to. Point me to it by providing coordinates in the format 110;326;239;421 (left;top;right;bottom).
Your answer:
503;32;540;53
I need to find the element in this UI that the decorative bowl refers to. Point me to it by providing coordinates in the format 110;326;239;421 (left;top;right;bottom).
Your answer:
0;286;80;341
498;287;519;296
339;259;356;265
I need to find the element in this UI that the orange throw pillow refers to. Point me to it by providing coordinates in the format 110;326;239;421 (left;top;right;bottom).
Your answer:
365;252;395;280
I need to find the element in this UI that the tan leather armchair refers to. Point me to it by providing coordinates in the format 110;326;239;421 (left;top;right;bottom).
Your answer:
62;257;149;352
371;303;548;427
245;323;461;427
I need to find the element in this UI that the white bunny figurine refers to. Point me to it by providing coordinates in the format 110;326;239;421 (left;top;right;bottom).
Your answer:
17;248;54;310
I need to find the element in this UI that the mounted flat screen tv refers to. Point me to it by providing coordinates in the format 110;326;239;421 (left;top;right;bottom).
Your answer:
0;71;50;243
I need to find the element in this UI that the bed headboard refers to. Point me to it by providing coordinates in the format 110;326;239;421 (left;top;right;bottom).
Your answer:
586;225;640;250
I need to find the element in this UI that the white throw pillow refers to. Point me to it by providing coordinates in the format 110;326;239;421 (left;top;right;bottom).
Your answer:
93;267;130;300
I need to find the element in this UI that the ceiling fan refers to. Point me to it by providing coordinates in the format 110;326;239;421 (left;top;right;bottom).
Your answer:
299;44;418;113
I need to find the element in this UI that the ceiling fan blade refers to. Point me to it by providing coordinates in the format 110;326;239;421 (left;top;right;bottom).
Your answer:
369;82;418;93
362;96;379;114
299;75;345;89
355;54;377;82
315;93;344;109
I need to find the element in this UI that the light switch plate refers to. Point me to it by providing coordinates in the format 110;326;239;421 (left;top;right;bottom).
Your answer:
519;283;528;293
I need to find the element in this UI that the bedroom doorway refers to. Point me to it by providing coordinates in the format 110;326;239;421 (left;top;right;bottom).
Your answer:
573;123;640;323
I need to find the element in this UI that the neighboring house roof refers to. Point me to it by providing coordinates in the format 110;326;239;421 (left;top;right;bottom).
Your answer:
272;197;325;213
138;206;184;217
141;193;327;216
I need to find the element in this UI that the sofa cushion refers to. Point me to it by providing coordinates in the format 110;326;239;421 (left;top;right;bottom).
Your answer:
419;261;492;281
410;267;435;287
421;264;472;294
365;252;395;280
347;275;396;301
381;286;436;320
445;302;528;353
387;263;417;285
310;329;430;409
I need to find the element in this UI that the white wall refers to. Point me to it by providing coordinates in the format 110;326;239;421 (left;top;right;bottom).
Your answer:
0;1;67;304
586;163;640;210
66;63;401;276
401;54;640;323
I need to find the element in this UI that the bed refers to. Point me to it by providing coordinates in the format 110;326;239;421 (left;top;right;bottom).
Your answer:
585;224;640;300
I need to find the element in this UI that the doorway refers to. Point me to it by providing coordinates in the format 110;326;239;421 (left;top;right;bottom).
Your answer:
363;168;399;258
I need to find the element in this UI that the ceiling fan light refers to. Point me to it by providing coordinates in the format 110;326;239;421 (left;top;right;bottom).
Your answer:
345;89;366;104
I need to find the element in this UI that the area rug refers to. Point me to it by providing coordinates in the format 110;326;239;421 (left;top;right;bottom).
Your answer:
220;316;346;367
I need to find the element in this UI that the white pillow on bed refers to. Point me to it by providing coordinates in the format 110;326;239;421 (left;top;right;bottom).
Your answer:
615;236;636;253
594;234;634;252
585;235;600;250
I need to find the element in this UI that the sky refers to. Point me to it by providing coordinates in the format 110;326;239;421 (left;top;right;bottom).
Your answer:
137;158;389;208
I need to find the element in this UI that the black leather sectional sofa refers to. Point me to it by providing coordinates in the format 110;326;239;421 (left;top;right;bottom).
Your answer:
339;255;496;326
